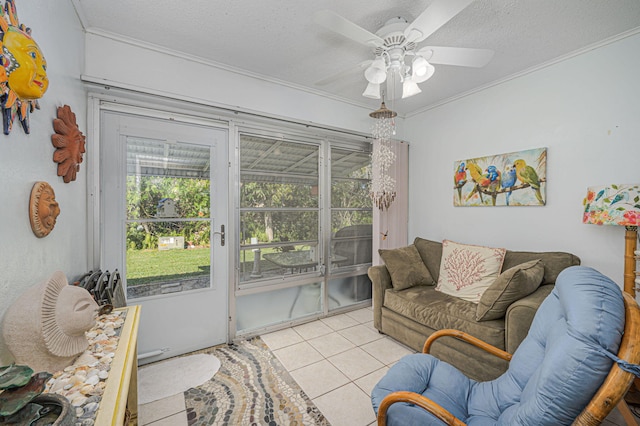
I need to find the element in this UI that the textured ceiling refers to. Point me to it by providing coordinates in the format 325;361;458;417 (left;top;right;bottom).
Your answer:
72;0;640;116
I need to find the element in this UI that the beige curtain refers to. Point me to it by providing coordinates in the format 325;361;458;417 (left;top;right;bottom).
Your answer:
372;140;409;265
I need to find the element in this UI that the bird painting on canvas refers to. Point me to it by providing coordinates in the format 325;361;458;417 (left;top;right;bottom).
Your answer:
453;147;546;207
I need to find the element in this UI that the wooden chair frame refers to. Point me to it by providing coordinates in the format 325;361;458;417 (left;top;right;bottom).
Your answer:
377;292;640;426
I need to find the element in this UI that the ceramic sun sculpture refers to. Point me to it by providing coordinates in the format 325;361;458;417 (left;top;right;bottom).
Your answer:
0;0;49;135
52;105;86;183
29;181;60;238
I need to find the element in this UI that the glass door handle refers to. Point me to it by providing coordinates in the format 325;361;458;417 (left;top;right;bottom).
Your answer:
213;224;225;246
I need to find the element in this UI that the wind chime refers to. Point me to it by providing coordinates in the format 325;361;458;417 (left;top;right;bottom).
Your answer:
369;100;397;210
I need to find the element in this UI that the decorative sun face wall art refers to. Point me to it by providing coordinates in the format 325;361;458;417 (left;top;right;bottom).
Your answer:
52;105;86;183
0;0;49;135
454;147;547;207
29;181;60;238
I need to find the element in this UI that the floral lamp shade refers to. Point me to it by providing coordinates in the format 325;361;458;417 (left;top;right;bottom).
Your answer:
583;184;640;227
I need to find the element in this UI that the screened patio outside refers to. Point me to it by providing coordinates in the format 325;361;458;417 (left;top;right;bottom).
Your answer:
123;131;373;334
236;133;373;333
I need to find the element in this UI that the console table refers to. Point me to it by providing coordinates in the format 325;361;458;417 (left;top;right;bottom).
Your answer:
95;305;141;426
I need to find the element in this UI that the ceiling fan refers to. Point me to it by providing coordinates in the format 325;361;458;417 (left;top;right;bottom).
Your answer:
314;0;494;100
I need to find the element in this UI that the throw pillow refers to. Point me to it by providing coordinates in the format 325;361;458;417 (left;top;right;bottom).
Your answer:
379;244;435;291
476;259;545;321
435;240;506;303
413;237;442;283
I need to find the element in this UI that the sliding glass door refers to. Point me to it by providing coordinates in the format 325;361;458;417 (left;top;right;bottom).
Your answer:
235;131;372;334
327;147;373;308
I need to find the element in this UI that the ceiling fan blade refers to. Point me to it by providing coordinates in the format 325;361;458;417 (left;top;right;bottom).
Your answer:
314;60;372;86
417;46;494;67
404;0;475;44
314;10;384;47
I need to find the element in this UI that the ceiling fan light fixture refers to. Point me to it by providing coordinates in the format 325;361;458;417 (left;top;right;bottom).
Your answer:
402;78;422;98
364;57;387;84
412;56;435;83
362;82;381;99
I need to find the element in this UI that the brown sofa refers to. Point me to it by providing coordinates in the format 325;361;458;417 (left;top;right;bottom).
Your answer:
368;237;580;381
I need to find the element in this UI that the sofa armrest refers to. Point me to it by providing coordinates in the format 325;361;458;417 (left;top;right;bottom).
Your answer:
369;265;392;330
505;284;554;353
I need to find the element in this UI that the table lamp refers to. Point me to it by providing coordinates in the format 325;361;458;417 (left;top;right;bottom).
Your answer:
583;184;640;297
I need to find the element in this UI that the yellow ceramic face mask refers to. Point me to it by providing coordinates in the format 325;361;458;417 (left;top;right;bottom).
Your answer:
3;27;48;100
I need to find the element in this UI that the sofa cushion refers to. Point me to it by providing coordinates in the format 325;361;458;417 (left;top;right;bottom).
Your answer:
413;237;443;282
476;259;544;321
379;244;435;290
502;250;580;284
435;240;506;303
384;286;505;348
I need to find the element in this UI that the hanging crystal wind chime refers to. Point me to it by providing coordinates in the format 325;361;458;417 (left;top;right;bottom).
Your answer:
369;100;397;210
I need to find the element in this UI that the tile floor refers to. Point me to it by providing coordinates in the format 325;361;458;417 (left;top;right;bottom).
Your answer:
138;306;639;426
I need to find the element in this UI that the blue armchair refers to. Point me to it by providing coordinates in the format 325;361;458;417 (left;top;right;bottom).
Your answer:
372;266;640;425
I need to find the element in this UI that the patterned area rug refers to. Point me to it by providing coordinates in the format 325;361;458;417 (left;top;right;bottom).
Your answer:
184;337;330;425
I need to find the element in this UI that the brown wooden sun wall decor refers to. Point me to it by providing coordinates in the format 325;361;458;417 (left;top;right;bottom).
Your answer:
51;105;86;183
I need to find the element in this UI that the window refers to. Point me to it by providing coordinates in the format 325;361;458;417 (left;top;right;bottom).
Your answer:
125;137;212;299
239;135;320;284
327;147;373;309
236;132;372;333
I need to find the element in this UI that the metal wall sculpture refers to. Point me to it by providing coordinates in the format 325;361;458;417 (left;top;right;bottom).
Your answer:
0;0;49;134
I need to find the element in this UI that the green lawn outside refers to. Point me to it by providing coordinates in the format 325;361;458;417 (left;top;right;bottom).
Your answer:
126;246;295;286
126;248;211;286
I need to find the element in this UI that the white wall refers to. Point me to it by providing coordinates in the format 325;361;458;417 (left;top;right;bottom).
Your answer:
83;32;392;137
0;1;86;364
405;33;640;289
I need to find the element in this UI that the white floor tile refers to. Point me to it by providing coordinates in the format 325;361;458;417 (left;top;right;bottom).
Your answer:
363;320;377;330
293;320;334;340
138;393;185;425
320;313;360;330
260;327;304;350
338;324;384;346
308;332;356;358
345;308;374;324
328;347;384;381
138;309;639;426
143;410;188;426
290;359;351;399
312;383;376;426
354;367;389;397
273;341;324;371
361;337;415;365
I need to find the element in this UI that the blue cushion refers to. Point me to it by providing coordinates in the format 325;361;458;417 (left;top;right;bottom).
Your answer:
372;353;474;426
372;266;625;426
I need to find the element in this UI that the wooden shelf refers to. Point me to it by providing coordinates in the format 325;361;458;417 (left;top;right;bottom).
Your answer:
95;305;141;426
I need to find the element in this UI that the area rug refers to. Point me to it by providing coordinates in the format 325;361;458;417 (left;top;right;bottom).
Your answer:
138;353;221;405
184;337;330;425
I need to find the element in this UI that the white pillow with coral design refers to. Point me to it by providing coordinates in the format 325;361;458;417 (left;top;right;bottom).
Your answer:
435;240;507;303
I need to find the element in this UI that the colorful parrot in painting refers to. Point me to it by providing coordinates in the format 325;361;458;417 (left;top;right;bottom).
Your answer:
480;165;501;189
501;165;517;206
454;162;467;202
465;161;487;202
514;159;544;204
